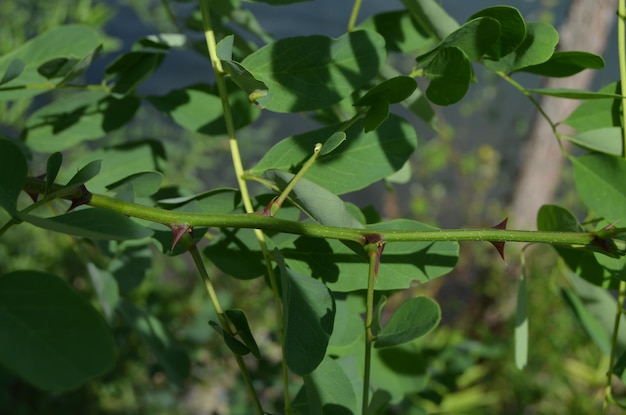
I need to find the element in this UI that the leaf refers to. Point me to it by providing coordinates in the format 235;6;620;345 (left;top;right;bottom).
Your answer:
417;17;501;65
425;46;471;106
278;256;335;376
320;132;346;156
251;114;418;194
563;127;623;156
0;139;27;217
86;263;120;321
66;160;102;187
225;309;261;359
0;59;25;85
105;50;166;97
401;0;459;41
366;389;392;415
372;295;387;337
45;152;63;194
354;76;418;106
514;271;528;370
0;270;116;391
148;83;259;135
25;91;140;152
562;82;622;132
241;30;386;112
0;25;101;101
263;170;364;229
527;88;623;100
484;22;558;72
208;321;250;356
572;153;626;222
363;100;390;132
358;10;434;53
118;300;190;387
285;219;459;292
469;6;526;59
106;171;163;199
303;356;359;414
20;208;153;240
203;228;266;279
246;0;311;4
375;297;440;348
519;51;605;77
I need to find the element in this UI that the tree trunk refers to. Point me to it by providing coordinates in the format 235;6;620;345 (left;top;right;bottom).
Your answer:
508;0;615;231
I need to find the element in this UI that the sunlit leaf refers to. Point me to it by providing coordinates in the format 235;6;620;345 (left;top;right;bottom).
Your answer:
572;153;626;222
251;114;417;194
303;356;359;414
20;208;153;240
519;51;605;77
563;127;622;156
0;59;25;85
484;22;558;72
562;82;622;132
359;10;434;53
241;30;386;112
401;0;459;41
0;270;115;391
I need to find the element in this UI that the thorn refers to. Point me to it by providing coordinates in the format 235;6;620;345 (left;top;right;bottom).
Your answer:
489;217;508;261
26;174;46;202
258;197;280;217
67;185;92;211
169;224;192;251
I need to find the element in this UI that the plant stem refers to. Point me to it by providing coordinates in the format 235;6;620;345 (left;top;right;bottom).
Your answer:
362;243;378;414
272;143;322;211
347;0;362;32
605;2;626;411
188;243;265;415
199;2;291;410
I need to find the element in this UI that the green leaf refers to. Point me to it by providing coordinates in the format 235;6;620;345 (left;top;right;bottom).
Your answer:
66;160;102;187
246;0;311;4
58;140;165;194
572;153;626;222
106;171;163;199
425;46;471;106
285;219;458;292
562;82;622;132
528;88;623;100
303;356;359;414
0;59;25;85
514;271;528;370
0;25;101;101
401;0;459;41
0;270;115;391
241;30;386;112
355;76;418;106
86;263;120;321
359;10;434;53
320;132;346;156
105;50;166;97
251;114;417;194
0;139;27;217
484;22;558;72
204;228;266;279
45;152;63;194
208;321;250;356
469;6;526;59
263;170;364;229
20;208;153;240
25;91;140;152
148;83;259;135
563;127;623;156
363;100;390;132
372;295;387;337
118;300;190;387
418;17;500;64
375;297;440;348
366;389;392;415
278;256;335;376
225;309;261;359
519;51;605;77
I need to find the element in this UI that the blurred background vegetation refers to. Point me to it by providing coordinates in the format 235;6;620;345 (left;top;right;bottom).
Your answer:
0;0;622;414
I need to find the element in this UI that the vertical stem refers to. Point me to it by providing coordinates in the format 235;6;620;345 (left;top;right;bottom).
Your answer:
199;2;291;411
604;2;626;411
362;244;378;414
188;243;264;415
347;0;363;32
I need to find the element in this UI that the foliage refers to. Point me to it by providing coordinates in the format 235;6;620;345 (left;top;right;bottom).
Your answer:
1;0;626;414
